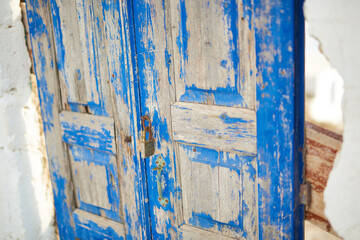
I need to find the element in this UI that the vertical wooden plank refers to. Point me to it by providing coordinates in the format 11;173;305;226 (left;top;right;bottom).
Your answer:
255;0;305;239
101;0;151;238
76;0;100;105
242;157;257;239
178;144;192;224
26;0;76;238
132;0;179;239
191;162;220;220
49;0;87;106
75;0;113;116
218;167;241;224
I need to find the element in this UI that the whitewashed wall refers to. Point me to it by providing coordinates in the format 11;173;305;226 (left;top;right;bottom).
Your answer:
305;0;360;239
0;0;55;239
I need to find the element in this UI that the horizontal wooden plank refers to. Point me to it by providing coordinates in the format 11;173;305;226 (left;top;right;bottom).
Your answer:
59;111;116;154
305;121;342;236
171;102;256;154
180;225;236;240
73;209;125;240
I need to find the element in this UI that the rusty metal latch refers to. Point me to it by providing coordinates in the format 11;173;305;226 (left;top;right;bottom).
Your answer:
152;155;169;207
300;183;311;210
141;115;155;158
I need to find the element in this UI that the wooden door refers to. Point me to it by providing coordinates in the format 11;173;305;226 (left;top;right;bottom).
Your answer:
133;0;305;239
26;0;150;239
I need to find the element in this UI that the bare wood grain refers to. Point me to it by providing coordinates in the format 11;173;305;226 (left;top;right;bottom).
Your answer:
180;225;237;240
171;102;256;154
170;0;256;109
52;0;87;105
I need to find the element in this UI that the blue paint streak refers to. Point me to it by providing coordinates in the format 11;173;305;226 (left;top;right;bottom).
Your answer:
74;211;124;240
254;0;305;239
60;120;115;154
189;212;244;236
181;144;219;167
132;0;179;237
120;0;153;238
50;168;76;239
26;1;75;238
179;87;246;107
177;0;189;64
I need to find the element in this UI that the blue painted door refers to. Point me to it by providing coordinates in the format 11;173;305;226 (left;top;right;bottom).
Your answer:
28;0;304;238
27;0;149;239
49;0;127;238
132;0;304;239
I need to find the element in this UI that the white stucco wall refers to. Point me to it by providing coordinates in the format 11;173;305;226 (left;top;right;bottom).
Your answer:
0;1;55;239
305;0;360;239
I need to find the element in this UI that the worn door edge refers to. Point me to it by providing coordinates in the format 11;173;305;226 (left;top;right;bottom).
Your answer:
254;0;305;239
26;0;76;238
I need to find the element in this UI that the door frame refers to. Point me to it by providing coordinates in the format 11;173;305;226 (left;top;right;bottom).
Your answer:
254;0;305;239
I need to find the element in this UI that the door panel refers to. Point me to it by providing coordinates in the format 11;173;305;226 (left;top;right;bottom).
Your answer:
172;0;256;108
133;0;258;239
133;0;304;239
51;0;124;235
52;0;113;116
28;0;150;239
179;144;256;237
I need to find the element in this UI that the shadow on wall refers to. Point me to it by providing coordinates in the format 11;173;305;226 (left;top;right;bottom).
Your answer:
0;0;55;239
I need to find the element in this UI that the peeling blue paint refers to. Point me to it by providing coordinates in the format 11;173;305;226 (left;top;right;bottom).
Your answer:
254;0;305;239
69;143;121;222
26;1;75;239
60;118;115;154
74;212;124;240
50;166;75;239
29;0;304;238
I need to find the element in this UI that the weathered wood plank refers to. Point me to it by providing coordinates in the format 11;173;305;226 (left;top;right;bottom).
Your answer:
75;0;113;116
170;0;256;109
218;166;241;224
50;0;87;105
102;0;151;238
191;162;220;221
178;144;256;239
133;0;258;238
76;0;100;106
59;111;115;154
179;225;237;240
132;0;180;239
171;102;256;154
305;121;342;236
26;0;76;238
69;145;121;222
73;209;125;240
254;0;305;238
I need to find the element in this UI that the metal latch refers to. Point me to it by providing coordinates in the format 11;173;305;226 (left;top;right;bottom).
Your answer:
152;155;169;207
141;115;155;158
300;182;311;209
